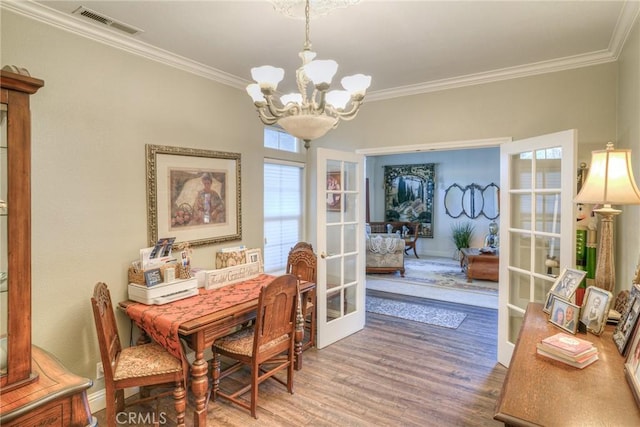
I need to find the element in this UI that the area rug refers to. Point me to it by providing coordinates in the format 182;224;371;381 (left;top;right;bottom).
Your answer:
367;256;498;295
366;295;467;329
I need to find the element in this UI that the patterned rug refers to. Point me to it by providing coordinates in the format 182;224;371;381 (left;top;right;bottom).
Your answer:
366;295;467;328
367;256;499;295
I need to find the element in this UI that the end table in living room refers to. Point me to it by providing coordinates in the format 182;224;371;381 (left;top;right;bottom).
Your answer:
460;248;499;282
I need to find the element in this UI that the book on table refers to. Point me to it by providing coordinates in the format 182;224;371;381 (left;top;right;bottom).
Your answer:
536;347;599;369
537;332;598;369
541;332;594;355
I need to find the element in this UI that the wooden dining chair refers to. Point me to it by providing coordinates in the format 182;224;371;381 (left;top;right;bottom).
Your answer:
286;243;317;351
91;282;187;427
403;222;421;258
213;274;299;418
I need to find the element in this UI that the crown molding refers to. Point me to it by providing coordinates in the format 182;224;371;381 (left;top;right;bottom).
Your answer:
3;0;638;101
1;0;249;90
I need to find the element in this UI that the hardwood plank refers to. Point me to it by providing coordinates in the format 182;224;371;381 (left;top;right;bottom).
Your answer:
93;291;506;426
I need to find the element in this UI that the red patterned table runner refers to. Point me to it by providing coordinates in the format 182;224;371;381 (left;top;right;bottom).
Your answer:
125;274;274;359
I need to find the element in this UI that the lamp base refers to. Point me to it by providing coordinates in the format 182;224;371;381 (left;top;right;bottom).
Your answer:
593;206;621;293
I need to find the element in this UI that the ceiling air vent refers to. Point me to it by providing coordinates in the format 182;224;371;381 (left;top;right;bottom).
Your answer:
71;6;143;36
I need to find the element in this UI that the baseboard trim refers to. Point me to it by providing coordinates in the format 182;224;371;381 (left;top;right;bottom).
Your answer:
88;387;139;414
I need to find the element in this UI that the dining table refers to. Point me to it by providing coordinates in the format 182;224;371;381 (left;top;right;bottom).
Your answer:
119;273;315;427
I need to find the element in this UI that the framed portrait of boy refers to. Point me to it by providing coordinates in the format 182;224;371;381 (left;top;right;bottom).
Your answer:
548;297;580;334
580;286;613;336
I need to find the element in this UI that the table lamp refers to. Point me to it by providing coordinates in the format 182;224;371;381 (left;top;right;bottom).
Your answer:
574;142;640;292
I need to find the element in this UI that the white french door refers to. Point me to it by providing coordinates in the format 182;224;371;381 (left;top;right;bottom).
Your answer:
315;147;366;349
498;129;577;366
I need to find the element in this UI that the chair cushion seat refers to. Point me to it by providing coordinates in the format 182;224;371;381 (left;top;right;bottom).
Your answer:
214;327;290;357
114;342;182;381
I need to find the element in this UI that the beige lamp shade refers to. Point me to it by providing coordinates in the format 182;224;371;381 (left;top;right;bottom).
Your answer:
574;142;640;206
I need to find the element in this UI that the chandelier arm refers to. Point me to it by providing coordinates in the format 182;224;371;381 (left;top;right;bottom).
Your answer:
255;105;279;125
326;98;365;121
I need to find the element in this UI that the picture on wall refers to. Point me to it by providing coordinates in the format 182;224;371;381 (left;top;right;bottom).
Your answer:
146;144;241;248
384;163;435;238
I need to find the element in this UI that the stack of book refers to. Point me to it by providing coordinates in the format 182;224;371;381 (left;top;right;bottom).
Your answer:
536;332;599;369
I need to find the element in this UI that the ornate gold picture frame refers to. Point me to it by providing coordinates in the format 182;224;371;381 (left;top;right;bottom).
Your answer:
146;144;241;248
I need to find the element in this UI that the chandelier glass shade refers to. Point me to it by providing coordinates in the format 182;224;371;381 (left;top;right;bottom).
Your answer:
246;0;371;147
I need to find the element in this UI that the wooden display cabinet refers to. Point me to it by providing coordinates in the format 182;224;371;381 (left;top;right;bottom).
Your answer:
0;67;95;426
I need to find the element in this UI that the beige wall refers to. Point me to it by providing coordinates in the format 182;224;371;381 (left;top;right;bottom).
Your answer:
2;7;638;404
0;10;294;392
616;18;640;289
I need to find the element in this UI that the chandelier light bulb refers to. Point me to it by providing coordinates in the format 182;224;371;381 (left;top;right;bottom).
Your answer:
326;90;351;109
342;74;371;97
251;65;285;92
303;59;338;86
246;84;266;103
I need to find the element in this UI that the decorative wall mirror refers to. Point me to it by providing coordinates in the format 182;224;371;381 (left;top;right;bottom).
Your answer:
444;182;500;220
443;183;464;218
481;182;500;220
462;183;484;219
383;163;435;238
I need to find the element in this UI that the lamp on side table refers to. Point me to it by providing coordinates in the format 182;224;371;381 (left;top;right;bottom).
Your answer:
574;142;640;293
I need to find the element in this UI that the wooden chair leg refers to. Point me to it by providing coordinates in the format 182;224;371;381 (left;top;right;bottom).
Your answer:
173;381;186;427
413;245;419;258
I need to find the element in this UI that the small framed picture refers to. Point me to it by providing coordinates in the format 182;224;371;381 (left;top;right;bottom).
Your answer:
245;248;263;272
614;284;640;355
550;267;587;300
580;286;613;335
543;292;556;314
144;268;163;287
624;321;640;408
548;297;580;334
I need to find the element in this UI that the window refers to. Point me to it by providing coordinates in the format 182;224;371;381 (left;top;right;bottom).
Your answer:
264;127;299;152
264;161;304;273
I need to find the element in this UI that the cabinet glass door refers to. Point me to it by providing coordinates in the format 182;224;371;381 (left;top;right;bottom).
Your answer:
1;103;7;377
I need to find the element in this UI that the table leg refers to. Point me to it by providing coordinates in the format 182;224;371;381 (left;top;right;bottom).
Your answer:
191;348;209;427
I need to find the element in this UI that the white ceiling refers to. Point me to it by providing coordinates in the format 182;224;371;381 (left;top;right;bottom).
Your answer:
6;1;640;101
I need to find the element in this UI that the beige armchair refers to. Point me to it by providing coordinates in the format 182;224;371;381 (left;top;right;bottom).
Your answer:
365;234;405;276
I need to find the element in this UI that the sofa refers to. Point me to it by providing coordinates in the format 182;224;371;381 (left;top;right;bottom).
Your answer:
365;233;405;276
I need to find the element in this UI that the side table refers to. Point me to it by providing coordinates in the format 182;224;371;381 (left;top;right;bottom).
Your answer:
460;248;499;282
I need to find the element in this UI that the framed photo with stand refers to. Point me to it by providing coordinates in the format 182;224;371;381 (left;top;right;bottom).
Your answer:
580;286;613;335
549;268;586;300
614;283;640;355
624;322;640;408
146;144;241;248
548;297;579;334
144;268;162;287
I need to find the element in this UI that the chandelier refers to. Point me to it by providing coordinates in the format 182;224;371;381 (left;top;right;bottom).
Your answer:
246;0;371;148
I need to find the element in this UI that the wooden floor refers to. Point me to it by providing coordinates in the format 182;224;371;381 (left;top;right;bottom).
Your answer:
93;290;507;426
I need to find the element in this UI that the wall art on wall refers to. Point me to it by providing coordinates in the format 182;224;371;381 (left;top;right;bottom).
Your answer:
146;144;241;248
326;171;343;212
384;163;435;238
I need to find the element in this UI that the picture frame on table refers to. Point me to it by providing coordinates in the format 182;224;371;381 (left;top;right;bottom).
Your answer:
580;286;613;336
550;267;587;300
549;297;580;334
245;248;264;272
144;268;163;287
624;321;640;408
614;283;640;355
146;144;241;248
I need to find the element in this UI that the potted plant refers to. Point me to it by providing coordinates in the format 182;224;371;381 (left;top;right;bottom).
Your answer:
451;221;475;259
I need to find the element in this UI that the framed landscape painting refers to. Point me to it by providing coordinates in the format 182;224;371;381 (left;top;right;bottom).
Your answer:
146;144;241;248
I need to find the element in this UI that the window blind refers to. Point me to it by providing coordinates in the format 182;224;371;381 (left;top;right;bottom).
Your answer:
264;162;303;272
